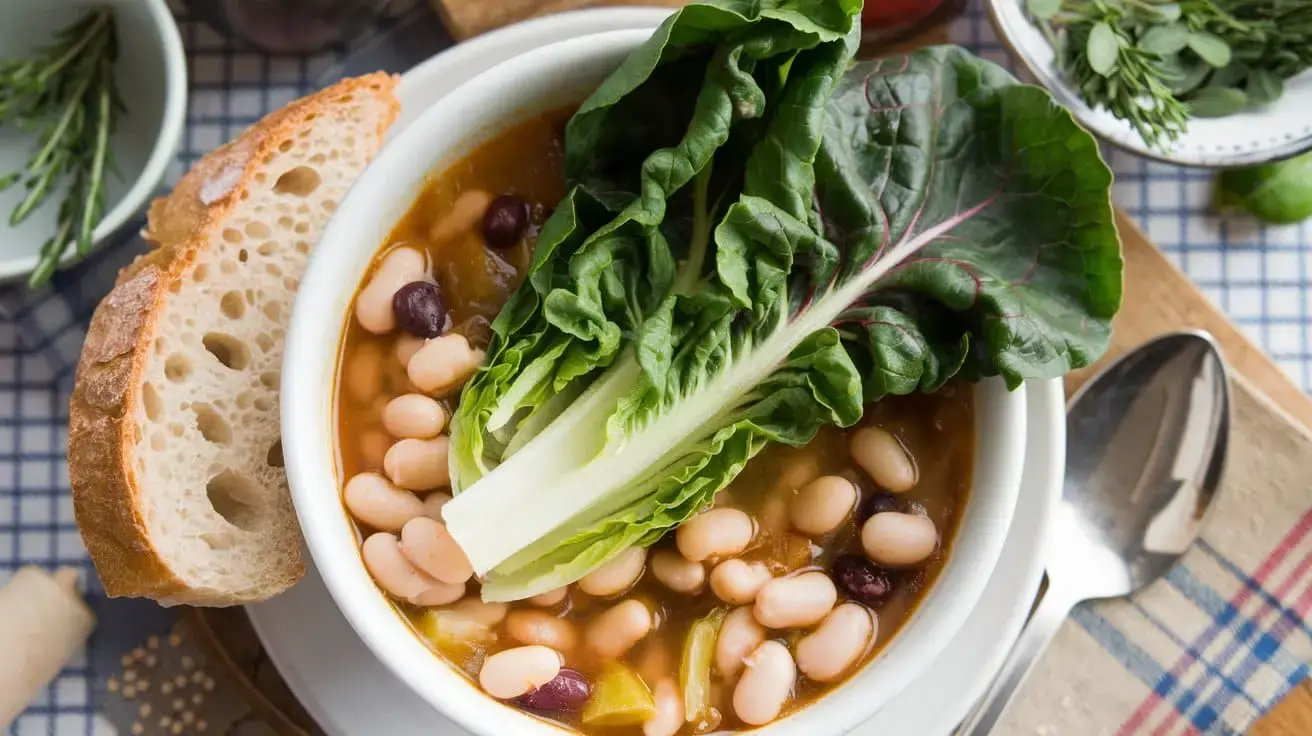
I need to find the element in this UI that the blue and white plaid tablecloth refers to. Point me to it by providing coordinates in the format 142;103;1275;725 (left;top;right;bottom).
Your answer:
0;1;1309;734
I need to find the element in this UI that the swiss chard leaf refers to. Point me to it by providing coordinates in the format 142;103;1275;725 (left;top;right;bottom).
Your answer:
445;10;1122;602
449;0;861;492
817;47;1122;390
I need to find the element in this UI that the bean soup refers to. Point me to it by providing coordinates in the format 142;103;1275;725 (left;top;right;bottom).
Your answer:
333;109;974;734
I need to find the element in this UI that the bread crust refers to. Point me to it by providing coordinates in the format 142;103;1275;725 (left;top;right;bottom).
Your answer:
69;73;399;606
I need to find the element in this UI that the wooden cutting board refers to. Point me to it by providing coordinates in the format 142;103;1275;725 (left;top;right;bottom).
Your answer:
196;4;1312;733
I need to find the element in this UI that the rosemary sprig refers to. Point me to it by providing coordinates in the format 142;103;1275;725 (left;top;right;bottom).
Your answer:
0;8;121;288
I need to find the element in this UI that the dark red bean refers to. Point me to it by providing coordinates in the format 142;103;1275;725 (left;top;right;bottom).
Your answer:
830;554;895;608
392;281;449;338
482;194;529;249
515;668;590;712
855;491;902;526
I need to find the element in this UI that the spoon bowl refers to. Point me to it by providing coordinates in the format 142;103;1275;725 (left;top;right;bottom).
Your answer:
1058;331;1230;601
961;330;1230;734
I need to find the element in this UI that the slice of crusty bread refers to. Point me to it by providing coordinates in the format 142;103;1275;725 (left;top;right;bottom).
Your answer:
69;74;400;606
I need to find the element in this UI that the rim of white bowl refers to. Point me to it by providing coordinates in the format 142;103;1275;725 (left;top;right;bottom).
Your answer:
0;0;188;282
286;24;1026;736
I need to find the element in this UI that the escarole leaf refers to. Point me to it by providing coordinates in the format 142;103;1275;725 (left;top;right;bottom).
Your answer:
445;6;1122;602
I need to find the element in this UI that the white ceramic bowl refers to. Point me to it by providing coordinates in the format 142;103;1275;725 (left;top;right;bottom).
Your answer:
284;26;1028;736
0;0;186;282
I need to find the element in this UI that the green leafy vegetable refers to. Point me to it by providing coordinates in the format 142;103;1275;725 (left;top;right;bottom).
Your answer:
0;7;122;288
1087;22;1122;75
1245;68;1282;105
680;607;726;722
1216;150;1312;224
1187;85;1248;116
1186;31;1232;67
1030;0;1312;149
1028;0;1063;20
1139;23;1189;55
443;0;1122;603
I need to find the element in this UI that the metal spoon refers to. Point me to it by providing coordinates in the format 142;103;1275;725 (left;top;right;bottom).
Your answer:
959;330;1230;735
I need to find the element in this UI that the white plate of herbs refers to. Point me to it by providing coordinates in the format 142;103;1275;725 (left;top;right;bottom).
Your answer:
988;0;1312;168
0;0;186;287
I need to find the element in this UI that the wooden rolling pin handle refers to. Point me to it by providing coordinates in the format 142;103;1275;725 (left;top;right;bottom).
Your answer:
0;566;97;729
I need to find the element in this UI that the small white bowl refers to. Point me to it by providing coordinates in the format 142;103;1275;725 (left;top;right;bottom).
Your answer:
284;25;1028;736
0;0;186;282
987;0;1312;167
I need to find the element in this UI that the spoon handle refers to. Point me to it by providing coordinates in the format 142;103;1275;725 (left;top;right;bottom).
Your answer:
957;581;1076;735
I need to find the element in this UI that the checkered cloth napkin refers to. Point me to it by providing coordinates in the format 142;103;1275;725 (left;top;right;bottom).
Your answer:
1;1;1310;734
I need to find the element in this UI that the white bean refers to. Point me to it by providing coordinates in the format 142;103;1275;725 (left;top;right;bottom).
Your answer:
795;603;876;682
644;677;685;736
422;491;452;520
733;641;795;726
345;343;384;404
586;600;653;659
861;512;937;567
407;333;484;396
343;472;424;531
478;645;562;700
709;559;773;605
399;516;473;585
649;550;706;594
383;436;450;490
429;189;492;245
382;393;447;439
357;429;390;470
361;532;463;606
850;427;918;492
753;571;837;629
791;475;858;536
777;451;823;493
356;246;428;335
505;610;579;651
395;333;425;366
715;606;766;680
579;546;647;597
676;508;755;563
446;597;508;627
758;491;790;536
528;586;570;608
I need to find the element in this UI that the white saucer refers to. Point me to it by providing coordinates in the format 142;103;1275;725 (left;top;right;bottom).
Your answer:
247;13;1065;734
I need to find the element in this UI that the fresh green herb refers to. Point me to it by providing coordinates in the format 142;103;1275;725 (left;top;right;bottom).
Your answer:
0;8;121;288
1216;150;1312;224
1031;0;1312;149
442;0;1122;603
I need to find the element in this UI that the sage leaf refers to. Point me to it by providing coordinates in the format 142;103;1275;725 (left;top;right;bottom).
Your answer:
1246;69;1283;106
1087;22;1121;75
1153;3;1181;22
1161;57;1210;95
1187;86;1247;117
1187;31;1232;68
1027;0;1062;20
1139;23;1188;56
1207;62;1248;89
